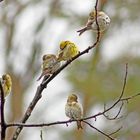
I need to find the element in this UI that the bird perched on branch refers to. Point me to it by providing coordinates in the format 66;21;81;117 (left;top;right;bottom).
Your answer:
37;54;61;81
57;41;79;61
65;94;83;129
0;74;12;97
77;10;110;36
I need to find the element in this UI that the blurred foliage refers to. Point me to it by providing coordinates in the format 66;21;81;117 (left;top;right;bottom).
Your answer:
0;0;140;139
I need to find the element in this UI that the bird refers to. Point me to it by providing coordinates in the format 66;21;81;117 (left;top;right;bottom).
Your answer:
57;41;79;61
77;10;111;36
0;74;12;97
37;54;61;81
65;94;83;129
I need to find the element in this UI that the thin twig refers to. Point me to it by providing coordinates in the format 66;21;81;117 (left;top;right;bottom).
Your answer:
94;0;101;46
119;63;128;99
109;126;123;136
40;130;43;140
104;102;124;120
0;80;6;140
83;120;115;140
121;93;140;102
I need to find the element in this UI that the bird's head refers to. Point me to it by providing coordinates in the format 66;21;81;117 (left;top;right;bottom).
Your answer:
42;54;56;61
2;74;12;85
2;74;11;81
67;94;78;103
60;41;71;50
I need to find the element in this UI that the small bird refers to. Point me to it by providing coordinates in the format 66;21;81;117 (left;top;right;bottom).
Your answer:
57;41;79;61
37;54;61;81
77;10;110;36
0;74;12;97
65;94;83;129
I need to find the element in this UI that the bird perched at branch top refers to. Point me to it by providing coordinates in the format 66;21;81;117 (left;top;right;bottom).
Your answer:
77;10;110;36
0;74;12;97
37;54;61;81
57;41;79;61
65;94;83;129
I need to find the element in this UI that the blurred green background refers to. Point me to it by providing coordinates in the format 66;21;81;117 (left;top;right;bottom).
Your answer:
0;0;140;139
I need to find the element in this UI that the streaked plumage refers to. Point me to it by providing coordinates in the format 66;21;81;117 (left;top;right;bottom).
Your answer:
77;10;110;36
37;54;61;81
65;94;83;129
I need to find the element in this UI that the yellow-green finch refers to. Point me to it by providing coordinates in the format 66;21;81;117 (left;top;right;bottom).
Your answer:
0;74;12;97
57;41;79;61
65;94;83;129
77;10;110;36
37;54;61;81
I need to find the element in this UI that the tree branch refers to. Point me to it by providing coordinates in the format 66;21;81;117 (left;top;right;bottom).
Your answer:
83;120;115;140
0;80;6;140
103;101;124;120
1;91;139;140
5;92;140;128
108;126;123;136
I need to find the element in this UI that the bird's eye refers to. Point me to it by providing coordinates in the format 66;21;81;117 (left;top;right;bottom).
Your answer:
106;17;109;20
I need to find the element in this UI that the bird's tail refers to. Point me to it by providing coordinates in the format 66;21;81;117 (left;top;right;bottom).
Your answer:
77;121;83;130
37;69;50;81
37;73;43;81
77;27;88;36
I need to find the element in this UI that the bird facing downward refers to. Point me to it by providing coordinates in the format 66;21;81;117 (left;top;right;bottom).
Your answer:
37;54;61;81
77;10;110;36
65;94;83;129
57;41;79;62
1;74;12;97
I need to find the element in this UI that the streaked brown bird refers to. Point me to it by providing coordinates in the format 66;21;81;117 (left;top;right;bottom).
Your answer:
65;94;83;129
37;54;61;81
77;10;110;36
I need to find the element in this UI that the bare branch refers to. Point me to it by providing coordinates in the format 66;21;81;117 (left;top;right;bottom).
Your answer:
94;0;101;45
121;93;140;102
40;130;43;140
83;120;115;140
119;63;128;99
4;85;140;129
0;80;6;140
5;91;140;129
103;102;124;120
109;126;123;136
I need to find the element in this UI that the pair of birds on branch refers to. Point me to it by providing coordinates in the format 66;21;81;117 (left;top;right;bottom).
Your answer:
0;10;110;130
